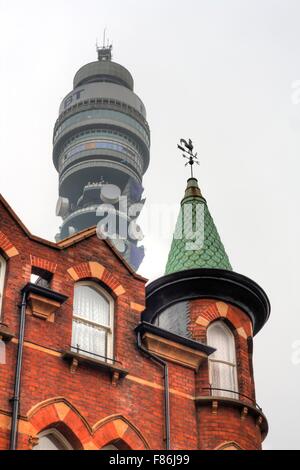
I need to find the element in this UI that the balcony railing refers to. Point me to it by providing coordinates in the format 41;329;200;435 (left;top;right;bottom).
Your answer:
70;344;121;366
200;386;262;412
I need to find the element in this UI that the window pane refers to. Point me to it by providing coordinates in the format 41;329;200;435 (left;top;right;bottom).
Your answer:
154;302;191;338
207;322;235;363
34;432;72;450
207;321;238;396
34;435;63;450
210;361;237;398
72;319;106;358
74;285;109;326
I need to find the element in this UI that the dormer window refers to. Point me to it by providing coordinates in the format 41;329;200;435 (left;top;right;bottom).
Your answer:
207;321;238;399
71;282;114;362
0;254;6;319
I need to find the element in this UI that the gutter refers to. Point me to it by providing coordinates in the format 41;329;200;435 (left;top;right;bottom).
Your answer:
136;330;170;450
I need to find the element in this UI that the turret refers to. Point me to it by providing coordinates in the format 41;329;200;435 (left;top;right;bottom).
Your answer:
138;143;270;449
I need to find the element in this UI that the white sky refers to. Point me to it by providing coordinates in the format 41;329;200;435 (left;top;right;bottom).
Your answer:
1;0;300;450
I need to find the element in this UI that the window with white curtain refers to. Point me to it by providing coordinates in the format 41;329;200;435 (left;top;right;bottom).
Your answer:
33;429;73;450
0;254;6;319
207;321;238;399
71;282;113;361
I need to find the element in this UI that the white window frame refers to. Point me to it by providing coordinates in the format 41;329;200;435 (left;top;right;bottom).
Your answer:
207;321;238;399
34;429;73;450
0;254;6;319
71;281;114;362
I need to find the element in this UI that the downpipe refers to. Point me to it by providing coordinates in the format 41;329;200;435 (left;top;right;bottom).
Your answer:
10;290;27;450
137;331;170;450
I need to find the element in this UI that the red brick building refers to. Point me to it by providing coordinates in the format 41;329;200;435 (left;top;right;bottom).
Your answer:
0;175;270;450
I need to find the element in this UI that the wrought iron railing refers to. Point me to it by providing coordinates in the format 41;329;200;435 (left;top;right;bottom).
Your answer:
200;386;262;412
70;344;122;366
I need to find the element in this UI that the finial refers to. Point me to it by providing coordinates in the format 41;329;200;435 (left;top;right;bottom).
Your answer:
177;138;199;178
96;29;113;61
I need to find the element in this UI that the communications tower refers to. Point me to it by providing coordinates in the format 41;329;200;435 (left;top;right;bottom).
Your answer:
53;45;150;270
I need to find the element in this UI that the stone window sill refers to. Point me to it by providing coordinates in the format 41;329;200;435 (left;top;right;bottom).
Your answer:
61;349;128;385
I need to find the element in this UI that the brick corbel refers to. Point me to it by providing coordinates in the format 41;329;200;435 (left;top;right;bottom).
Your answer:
28;435;39;449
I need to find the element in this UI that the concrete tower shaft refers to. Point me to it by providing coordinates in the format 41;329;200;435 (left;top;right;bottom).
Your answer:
53;47;150;270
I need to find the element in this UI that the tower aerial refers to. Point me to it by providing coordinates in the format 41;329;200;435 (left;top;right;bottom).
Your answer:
53;45;150;270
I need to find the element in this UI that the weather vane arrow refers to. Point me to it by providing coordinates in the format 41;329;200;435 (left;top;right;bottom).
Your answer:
177;138;199;178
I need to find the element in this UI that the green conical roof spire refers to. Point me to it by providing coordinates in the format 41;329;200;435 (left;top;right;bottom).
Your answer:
165;178;232;274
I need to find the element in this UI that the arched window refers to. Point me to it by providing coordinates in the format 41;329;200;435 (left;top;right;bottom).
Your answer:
0;254;6;319
71;282;114;362
207;321;238;399
33;429;73;450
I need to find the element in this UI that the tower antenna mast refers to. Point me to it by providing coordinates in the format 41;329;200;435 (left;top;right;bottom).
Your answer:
103;28;106;48
96;29;113;61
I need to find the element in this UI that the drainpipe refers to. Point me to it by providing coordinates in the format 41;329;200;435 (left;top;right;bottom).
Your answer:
10;289;27;450
137;331;170;450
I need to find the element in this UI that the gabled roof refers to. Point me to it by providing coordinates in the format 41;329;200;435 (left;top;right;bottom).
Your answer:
165;178;232;275
0;194;147;282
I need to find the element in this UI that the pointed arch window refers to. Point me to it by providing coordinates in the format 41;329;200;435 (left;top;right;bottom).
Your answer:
207;321;238;399
33;429;73;450
71;282;114;361
0;254;6;319
101;444;119;450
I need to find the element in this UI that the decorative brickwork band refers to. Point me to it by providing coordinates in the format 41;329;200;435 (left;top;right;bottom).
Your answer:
193;300;253;338
67;261;126;296
92;415;150;450
0;231;19;258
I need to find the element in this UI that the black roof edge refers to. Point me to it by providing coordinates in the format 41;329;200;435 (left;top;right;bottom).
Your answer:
135;321;216;356
21;283;68;304
143;268;270;336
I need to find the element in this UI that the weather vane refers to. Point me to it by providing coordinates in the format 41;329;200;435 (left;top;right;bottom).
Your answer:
177;138;199;178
